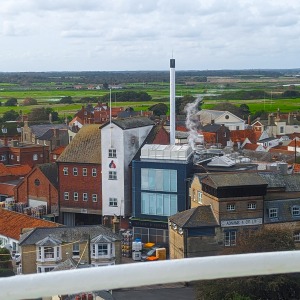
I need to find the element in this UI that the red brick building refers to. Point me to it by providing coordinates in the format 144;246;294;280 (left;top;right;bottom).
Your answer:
14;163;59;216
57;124;102;226
0;142;49;167
201;123;230;147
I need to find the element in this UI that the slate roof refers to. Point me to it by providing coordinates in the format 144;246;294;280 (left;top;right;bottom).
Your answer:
202;123;223;133
103;116;155;130
169;206;219;228
200;172;268;188
258;172;300;191
30;124;68;139
38;163;58;189
0;209;60;240
19;225;121;246
57;124;101;164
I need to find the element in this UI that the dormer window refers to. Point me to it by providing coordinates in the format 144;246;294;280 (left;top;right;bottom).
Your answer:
37;245;61;262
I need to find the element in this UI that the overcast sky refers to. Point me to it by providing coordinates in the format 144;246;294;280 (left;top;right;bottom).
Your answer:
0;0;299;72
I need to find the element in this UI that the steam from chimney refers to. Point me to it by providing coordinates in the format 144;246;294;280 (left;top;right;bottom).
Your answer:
184;96;203;150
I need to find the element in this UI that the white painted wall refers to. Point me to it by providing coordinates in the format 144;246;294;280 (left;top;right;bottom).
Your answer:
101;123;153;217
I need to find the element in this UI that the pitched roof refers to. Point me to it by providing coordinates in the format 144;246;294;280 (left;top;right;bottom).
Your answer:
38;163;58;188
169;206;218;228
0;208;60;240
230;129;259;144
0;163;31;177
258;172;300;191
57;124;101;164
131;125;169;162
19;225;121;246
0;183;17;196
201;123;222;133
200;172;268;188
103;116;155;130
30;124;68;139
51;146;66;155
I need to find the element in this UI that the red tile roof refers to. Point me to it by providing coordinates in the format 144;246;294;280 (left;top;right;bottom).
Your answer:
288;140;300;147
51;146;66;155
0;208;61;240
0;163;31;177
0;183;15;196
230;129;259;144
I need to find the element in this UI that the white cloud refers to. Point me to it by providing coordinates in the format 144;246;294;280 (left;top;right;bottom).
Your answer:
0;0;300;71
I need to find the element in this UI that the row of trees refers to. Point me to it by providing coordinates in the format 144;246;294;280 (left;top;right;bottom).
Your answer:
3;97;38;107
196;227;300;300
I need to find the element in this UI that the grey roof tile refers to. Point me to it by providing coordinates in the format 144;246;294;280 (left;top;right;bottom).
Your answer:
169;206;219;228
19;225;121;246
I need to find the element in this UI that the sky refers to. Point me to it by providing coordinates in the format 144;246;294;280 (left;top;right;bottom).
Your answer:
0;0;300;72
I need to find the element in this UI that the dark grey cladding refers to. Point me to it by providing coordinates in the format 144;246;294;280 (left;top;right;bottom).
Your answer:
170;59;175;68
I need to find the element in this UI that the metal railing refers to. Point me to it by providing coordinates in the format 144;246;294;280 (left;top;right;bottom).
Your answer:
1;250;300;300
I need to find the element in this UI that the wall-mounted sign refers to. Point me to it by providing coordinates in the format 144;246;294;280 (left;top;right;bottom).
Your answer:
221;218;262;227
109;160;116;168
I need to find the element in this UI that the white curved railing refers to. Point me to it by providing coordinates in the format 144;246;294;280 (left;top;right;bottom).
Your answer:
1;251;300;300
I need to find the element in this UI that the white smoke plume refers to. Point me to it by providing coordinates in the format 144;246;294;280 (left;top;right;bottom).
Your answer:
184;96;203;150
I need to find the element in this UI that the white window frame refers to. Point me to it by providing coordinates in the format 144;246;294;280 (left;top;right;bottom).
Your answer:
226;204;236;211
91;243;114;259
92;168;97;177
64;192;69;201
198;192;202;204
109;198;118;207
224;231;236;247
108;149;117;158
247;203;256;210
109;171;117;180
92;194;97;202
268;208;278;218
63;167;68;175
83;193;88;201
37;246;61;262
83;168;87;176
74;192;78;201
37;266;55;273
72;243;80;257
294;232;300;242
33;154;38;161
73;167;78;176
292;206;300;216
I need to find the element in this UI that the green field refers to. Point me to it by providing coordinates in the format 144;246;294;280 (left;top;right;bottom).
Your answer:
1;75;300;119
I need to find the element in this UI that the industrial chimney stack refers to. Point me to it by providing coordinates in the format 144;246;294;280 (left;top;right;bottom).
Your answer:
170;58;176;145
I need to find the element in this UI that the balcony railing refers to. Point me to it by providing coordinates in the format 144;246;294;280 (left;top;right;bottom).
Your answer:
1;250;300;300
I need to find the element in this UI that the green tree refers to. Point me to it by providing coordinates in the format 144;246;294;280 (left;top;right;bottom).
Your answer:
28;107;49;121
5;98;18;106
21;97;37;106
176;95;199;115
2;110;19;122
196;227;300;300
0;248;14;277
59;96;74;104
148;103;168;116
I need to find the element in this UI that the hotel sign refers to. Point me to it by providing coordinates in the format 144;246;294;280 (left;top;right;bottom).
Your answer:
221;218;262;227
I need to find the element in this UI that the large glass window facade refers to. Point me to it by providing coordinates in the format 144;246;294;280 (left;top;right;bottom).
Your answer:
141;193;177;216
141;169;177;192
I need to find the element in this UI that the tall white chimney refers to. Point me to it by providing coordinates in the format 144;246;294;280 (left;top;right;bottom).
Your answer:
170;58;176;145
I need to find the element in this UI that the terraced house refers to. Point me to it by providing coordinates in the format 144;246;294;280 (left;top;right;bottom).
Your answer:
57;125;102;226
18;225;122;274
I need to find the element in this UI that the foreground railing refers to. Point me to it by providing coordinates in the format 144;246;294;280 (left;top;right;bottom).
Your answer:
1;251;300;300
